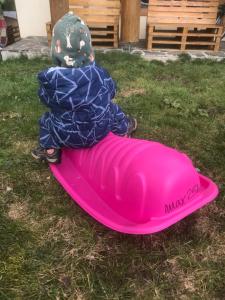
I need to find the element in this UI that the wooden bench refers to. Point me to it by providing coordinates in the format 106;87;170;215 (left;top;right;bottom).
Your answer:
147;0;224;51
68;0;121;48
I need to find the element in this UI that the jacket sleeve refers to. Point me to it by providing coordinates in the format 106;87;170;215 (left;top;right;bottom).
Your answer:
108;77;116;99
38;85;51;108
37;70;53;108
102;67;117;99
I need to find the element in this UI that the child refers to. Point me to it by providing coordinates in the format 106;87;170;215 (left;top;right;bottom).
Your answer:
32;12;137;164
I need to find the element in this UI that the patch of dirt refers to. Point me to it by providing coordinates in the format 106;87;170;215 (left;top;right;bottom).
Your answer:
0;112;22;121
43;217;78;243
166;257;197;294
191;232;225;264
8;202;29;220
119;88;146;98
194;202;220;239
25;170;50;184
75;292;86;300
14;140;36;155
85;239;105;262
183;275;196;293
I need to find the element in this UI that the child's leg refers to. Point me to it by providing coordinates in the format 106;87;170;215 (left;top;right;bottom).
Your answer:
39;113;59;149
110;103;137;137
32;113;61;164
32;147;61;164
110;103;129;135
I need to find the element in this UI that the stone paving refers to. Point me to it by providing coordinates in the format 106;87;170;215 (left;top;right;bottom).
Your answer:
1;36;50;61
1;36;225;63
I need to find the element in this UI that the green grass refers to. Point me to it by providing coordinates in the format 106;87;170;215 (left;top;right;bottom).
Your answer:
0;53;225;299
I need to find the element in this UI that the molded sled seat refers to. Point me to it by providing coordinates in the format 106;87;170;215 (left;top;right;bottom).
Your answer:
50;133;218;234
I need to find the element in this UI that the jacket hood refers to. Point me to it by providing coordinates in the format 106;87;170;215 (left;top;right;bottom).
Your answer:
38;64;116;112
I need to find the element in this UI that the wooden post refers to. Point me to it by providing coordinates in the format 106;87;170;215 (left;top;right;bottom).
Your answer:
181;27;188;51
49;0;69;27
147;25;153;50
121;0;140;43
214;27;223;52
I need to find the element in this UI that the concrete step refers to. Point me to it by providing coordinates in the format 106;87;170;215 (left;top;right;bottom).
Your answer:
1;36;50;61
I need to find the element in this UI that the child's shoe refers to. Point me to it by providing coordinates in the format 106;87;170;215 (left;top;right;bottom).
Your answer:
127;116;137;137
31;147;61;164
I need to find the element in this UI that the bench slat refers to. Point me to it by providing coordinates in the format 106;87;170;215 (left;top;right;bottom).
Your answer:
69;0;120;8
72;8;120;16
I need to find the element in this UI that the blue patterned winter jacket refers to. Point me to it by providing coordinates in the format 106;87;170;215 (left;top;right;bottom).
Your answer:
38;63;128;149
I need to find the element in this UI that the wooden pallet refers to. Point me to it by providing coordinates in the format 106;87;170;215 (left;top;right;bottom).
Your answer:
46;21;118;48
7;24;20;45
88;23;119;48
68;0;120;48
147;24;224;51
147;0;224;52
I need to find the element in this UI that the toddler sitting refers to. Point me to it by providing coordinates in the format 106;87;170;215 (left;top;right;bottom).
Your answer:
32;12;137;164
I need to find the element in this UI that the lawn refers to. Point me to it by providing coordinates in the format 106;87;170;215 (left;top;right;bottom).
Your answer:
0;53;225;299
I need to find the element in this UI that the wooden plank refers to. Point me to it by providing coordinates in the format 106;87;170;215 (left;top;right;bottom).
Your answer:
150;17;215;27
152;32;184;36
149;12;217;18
149;3;219;7
214;26;224;51
69;0;120;8
181;27;188;50
147;26;154;50
151;40;182;44
151;40;216;45
149;7;218;12
149;23;223;28
90;30;116;35
187;32;219;36
186;41;216;44
150;47;216;51
148;1;219;7
149;17;216;24
93;45;114;48
71;0;120;4
73;8;120;16
114;25;119;48
88;23;116;27
92;38;115;42
69;14;119;23
151;31;221;37
151;47;182;51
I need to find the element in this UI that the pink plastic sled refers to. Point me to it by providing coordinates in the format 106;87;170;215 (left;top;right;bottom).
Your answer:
50;133;218;234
